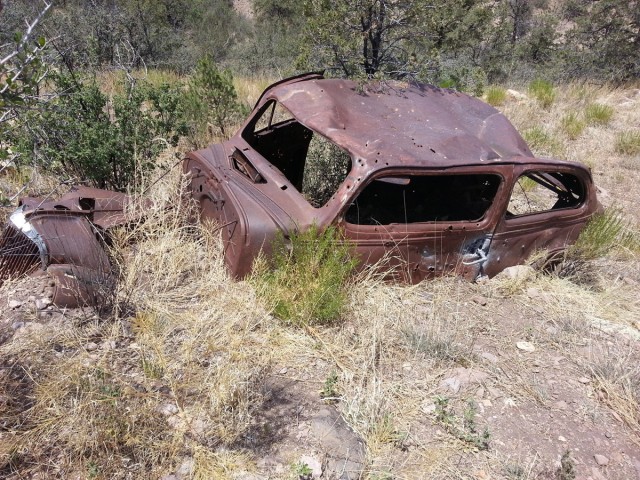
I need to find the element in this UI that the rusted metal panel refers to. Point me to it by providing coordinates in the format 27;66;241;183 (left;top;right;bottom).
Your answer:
0;186;129;307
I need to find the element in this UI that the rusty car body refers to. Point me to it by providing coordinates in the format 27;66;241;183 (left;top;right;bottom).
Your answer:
0;73;600;306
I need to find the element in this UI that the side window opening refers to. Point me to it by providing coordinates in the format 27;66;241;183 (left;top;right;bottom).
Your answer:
507;171;584;217
345;174;501;225
242;100;351;207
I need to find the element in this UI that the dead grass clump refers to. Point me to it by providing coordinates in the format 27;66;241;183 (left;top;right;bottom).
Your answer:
588;346;640;436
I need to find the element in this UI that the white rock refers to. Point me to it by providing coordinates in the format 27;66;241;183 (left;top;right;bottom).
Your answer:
35;298;52;310
85;342;99;351
8;299;22;309
499;265;535;281
516;341;535;352
594;454;609;466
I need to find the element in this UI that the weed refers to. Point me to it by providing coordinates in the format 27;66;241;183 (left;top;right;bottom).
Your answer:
485;85;507;106
253;225;356;326
615;130;640;156
557;450;576;480
434;396;490;450
293;461;313;480
504;464;526;479
584;103;614;126
320;370;340;403
528;79;555;109
572;208;625;260
560;113;586;140
522;126;562;157
403;328;472;366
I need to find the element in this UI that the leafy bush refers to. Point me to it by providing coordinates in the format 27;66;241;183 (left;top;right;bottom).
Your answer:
528;79;555;109
615;131;640;156
183;56;246;146
560;112;586;140
584;103;614;126
11;73;186;190
253;225;356;326
485;85;507;106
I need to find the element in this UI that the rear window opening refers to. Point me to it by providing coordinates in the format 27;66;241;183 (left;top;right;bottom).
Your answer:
242;100;351;207
507;171;584;217
345;174;501;225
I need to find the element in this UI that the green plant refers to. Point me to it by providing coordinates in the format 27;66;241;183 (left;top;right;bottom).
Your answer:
584;103;614;126
560;112;585;140
528;79;555;109
434;396;490;450
253;225;356;326
183;56;245;146
293;461;313;479
485;85;507;106
572;208;626;260
522;126;562;157
11;73;185;190
615;131;640;156
320;370;340;403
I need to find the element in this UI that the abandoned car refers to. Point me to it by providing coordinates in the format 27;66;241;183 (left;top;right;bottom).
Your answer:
0;73;600;306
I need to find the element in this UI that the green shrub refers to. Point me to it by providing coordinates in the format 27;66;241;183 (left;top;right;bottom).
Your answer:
183;56;246;146
615;131;640;156
572;208;625;260
253;225;356;326
560;112;586;140
485;85;507;106
11;73;186;190
528;79;555;109
584;103;614;126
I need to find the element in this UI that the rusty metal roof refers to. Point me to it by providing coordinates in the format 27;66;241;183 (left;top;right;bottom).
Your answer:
271;79;534;168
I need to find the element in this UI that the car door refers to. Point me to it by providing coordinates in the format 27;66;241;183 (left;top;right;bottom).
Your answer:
486;163;598;277
336;168;508;282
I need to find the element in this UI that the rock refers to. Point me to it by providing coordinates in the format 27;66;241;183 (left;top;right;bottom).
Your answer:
594;454;609;466
310;407;365;479
8;299;22;309
299;455;322;479
158;403;179;416
554;401;568;410
11;321;25;330
440;368;489;393
85;342;99;351
160;475;179;480
175;457;194;479
516;341;535;352
558;435;567;442
497;265;535;281
471;296;487;306
612;452;623;463
578;377;591;384
507;89;528;100
278;367;288;375
481;352;498;364
35;298;52;310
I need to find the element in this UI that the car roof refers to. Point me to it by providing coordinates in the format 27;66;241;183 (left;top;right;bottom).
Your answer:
268;77;537;168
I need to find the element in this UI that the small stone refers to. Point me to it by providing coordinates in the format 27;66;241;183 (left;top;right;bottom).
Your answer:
8;299;22;309
421;402;436;414
578;377;591;384
11;321;25;330
85;342;99;351
278;367;288;375
28;295;36;303
482;399;492;407
558;435;567;442
299;455;322;479
102;340;117;350
158;403;179;416
611;452;623;463
516;341;535;352
481;352;498;364
594;454;609;466
498;265;535;281
471;295;487;306
402;363;412;371
604;432;612;439
35;298;52;310
555;401;568;410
